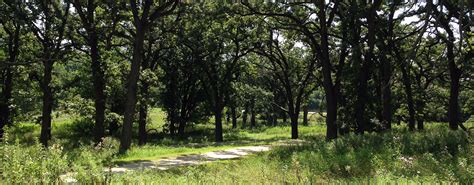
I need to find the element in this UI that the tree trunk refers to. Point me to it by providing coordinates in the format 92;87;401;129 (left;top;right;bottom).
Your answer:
325;87;338;140
138;102;147;145
214;106;223;142
177;101;188;137
250;106;256;128
226;109;231;124
1;28;19;138
417;118;424;130
282;111;287;123
90;33;106;143
446;37;460;130
317;0;337;140
40;60;54;147
169;117;176;135
138;82;149;145
355;58;371;134
290;112;298;139
415;98;425;130
303;105;309;126
400;62;416;131
178;120;186;137
231;106;237;129
242;105;248;128
379;48;392;130
0;68;13;138
120;23;146;152
381;58;392;130
447;69;460;130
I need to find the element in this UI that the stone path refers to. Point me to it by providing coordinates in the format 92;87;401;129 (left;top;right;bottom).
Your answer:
109;145;272;172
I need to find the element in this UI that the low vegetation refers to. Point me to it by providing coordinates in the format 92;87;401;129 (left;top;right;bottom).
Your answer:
1;120;472;183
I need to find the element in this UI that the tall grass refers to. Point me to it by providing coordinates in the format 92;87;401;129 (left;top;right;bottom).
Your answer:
1;115;472;183
110;127;473;184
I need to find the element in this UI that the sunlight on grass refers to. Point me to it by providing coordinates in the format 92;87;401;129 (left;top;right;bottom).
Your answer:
110;125;472;184
116;125;326;162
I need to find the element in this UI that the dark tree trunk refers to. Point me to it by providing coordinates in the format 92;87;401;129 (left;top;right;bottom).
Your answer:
138;102;147;145
226;109;231;124
400;62;416;131
303;105;309;126
178;120;186;137
355;0;381;134
138;82;149;145
325;88;338;140
375;72;383;123
167;69;178;136
355;60;371;134
250;106;256;128
348;0;365;134
214;106;223;142
417;118;424;130
72;0;106;143
447;67;460;130
381;58;392;130
380;3;395;130
40;60;54;147
282;111;287;123
90;33;106;143
231;106;237;129
0;68;13;138
242;105;248;128
177;100;188;137
1;27;20;138
169;117;176;135
446;36;460;130
317;1;337;140
120;23;146;152
290;112;298;139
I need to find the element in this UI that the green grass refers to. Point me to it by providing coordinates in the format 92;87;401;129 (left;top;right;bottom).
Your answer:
114;108;327;162
116;123;326;162
108;124;473;184
4;108;328;162
2;108;472;183
117;144;255;162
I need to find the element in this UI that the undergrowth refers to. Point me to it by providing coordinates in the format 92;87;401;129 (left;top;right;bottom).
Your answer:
0;124;472;184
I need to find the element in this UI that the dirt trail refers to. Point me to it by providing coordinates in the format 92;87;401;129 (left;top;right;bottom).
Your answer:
61;140;305;183
109;145;271;172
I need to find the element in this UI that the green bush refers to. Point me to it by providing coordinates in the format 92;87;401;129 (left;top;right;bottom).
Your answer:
69;137;119;183
0;135;68;183
0;134;119;184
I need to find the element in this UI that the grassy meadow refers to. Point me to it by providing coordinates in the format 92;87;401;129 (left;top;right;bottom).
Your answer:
0;108;472;184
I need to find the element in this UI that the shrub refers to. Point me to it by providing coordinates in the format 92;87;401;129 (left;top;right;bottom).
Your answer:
69;137;119;183
0;134;68;184
0;134;119;184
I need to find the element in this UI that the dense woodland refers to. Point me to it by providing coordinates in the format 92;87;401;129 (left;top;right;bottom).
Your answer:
0;0;473;183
